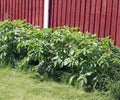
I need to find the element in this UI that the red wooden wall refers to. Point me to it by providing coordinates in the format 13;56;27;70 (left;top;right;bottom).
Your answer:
0;0;44;27
49;0;120;47
0;0;120;46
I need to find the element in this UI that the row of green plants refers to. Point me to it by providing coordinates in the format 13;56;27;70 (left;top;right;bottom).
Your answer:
0;20;120;100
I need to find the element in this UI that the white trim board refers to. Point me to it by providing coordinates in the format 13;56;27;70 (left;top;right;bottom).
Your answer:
43;0;50;28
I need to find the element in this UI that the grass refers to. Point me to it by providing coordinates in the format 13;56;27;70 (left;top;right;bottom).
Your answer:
0;67;112;100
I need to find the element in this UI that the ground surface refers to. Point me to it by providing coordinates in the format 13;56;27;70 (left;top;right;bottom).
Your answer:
0;67;112;100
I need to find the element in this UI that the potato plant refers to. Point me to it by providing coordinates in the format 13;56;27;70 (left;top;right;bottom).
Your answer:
0;20;120;94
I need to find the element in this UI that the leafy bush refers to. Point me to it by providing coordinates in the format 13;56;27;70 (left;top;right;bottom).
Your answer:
0;20;38;66
108;81;120;100
0;20;120;91
17;26;120;90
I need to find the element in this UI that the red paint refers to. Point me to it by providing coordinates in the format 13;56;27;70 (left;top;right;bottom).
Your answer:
35;0;39;26
84;0;91;33
57;0;62;26
110;0;118;41
9;0;13;20
65;0;71;26
0;0;120;46
0;1;1;21
32;0;35;25
105;0;113;37
49;0;53;27
3;0;7;20
99;0;107;38
89;0;96;34
12;0;16;20
94;0;101;36
39;0;44;28
74;0;81;27
21;0;25;19
6;0;10;19
61;0;66;26
116;1;120;47
79;0;85;32
0;0;44;27
28;0;32;25
18;0;21;19
70;0;76;27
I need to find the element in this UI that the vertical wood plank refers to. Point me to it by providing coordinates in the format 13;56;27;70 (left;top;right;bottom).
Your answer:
53;0;58;27
70;0;76;27
32;0;35;25
110;0;118;41
104;0;113;37
0;0;1;20
61;0;66;26
94;0;102;36
89;0;96;34
32;0;34;24
116;0;120;46
35;0;39;26
99;0;107;38
49;0;53;27
38;0;40;26
39;0;44;28
18;0;22;19
34;0;36;25
65;0;71;26
3;0;5;20
12;0;16;20
57;0;62;26
28;0;31;23
22;0;26;20
6;0;10;19
115;0;119;45
0;0;1;21
15;0;19;19
25;0;29;22
74;0;81;27
21;0;23;19
80;0;85;32
9;0;13;20
84;0;91;33
7;0;8;18
21;0;25;19
3;0;7;20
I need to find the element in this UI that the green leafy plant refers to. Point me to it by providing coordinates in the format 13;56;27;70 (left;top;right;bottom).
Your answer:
0;20;38;66
108;81;120;100
0;20;120;92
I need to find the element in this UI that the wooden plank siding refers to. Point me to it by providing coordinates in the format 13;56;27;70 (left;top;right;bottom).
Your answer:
0;0;44;28
0;0;120;47
49;0;120;47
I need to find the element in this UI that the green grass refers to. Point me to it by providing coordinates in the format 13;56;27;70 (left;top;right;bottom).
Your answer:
0;67;112;100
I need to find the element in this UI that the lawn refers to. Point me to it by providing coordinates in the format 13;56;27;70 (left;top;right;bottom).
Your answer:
0;67;112;100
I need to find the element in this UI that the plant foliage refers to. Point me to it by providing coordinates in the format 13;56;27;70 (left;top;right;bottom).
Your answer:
0;20;120;93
